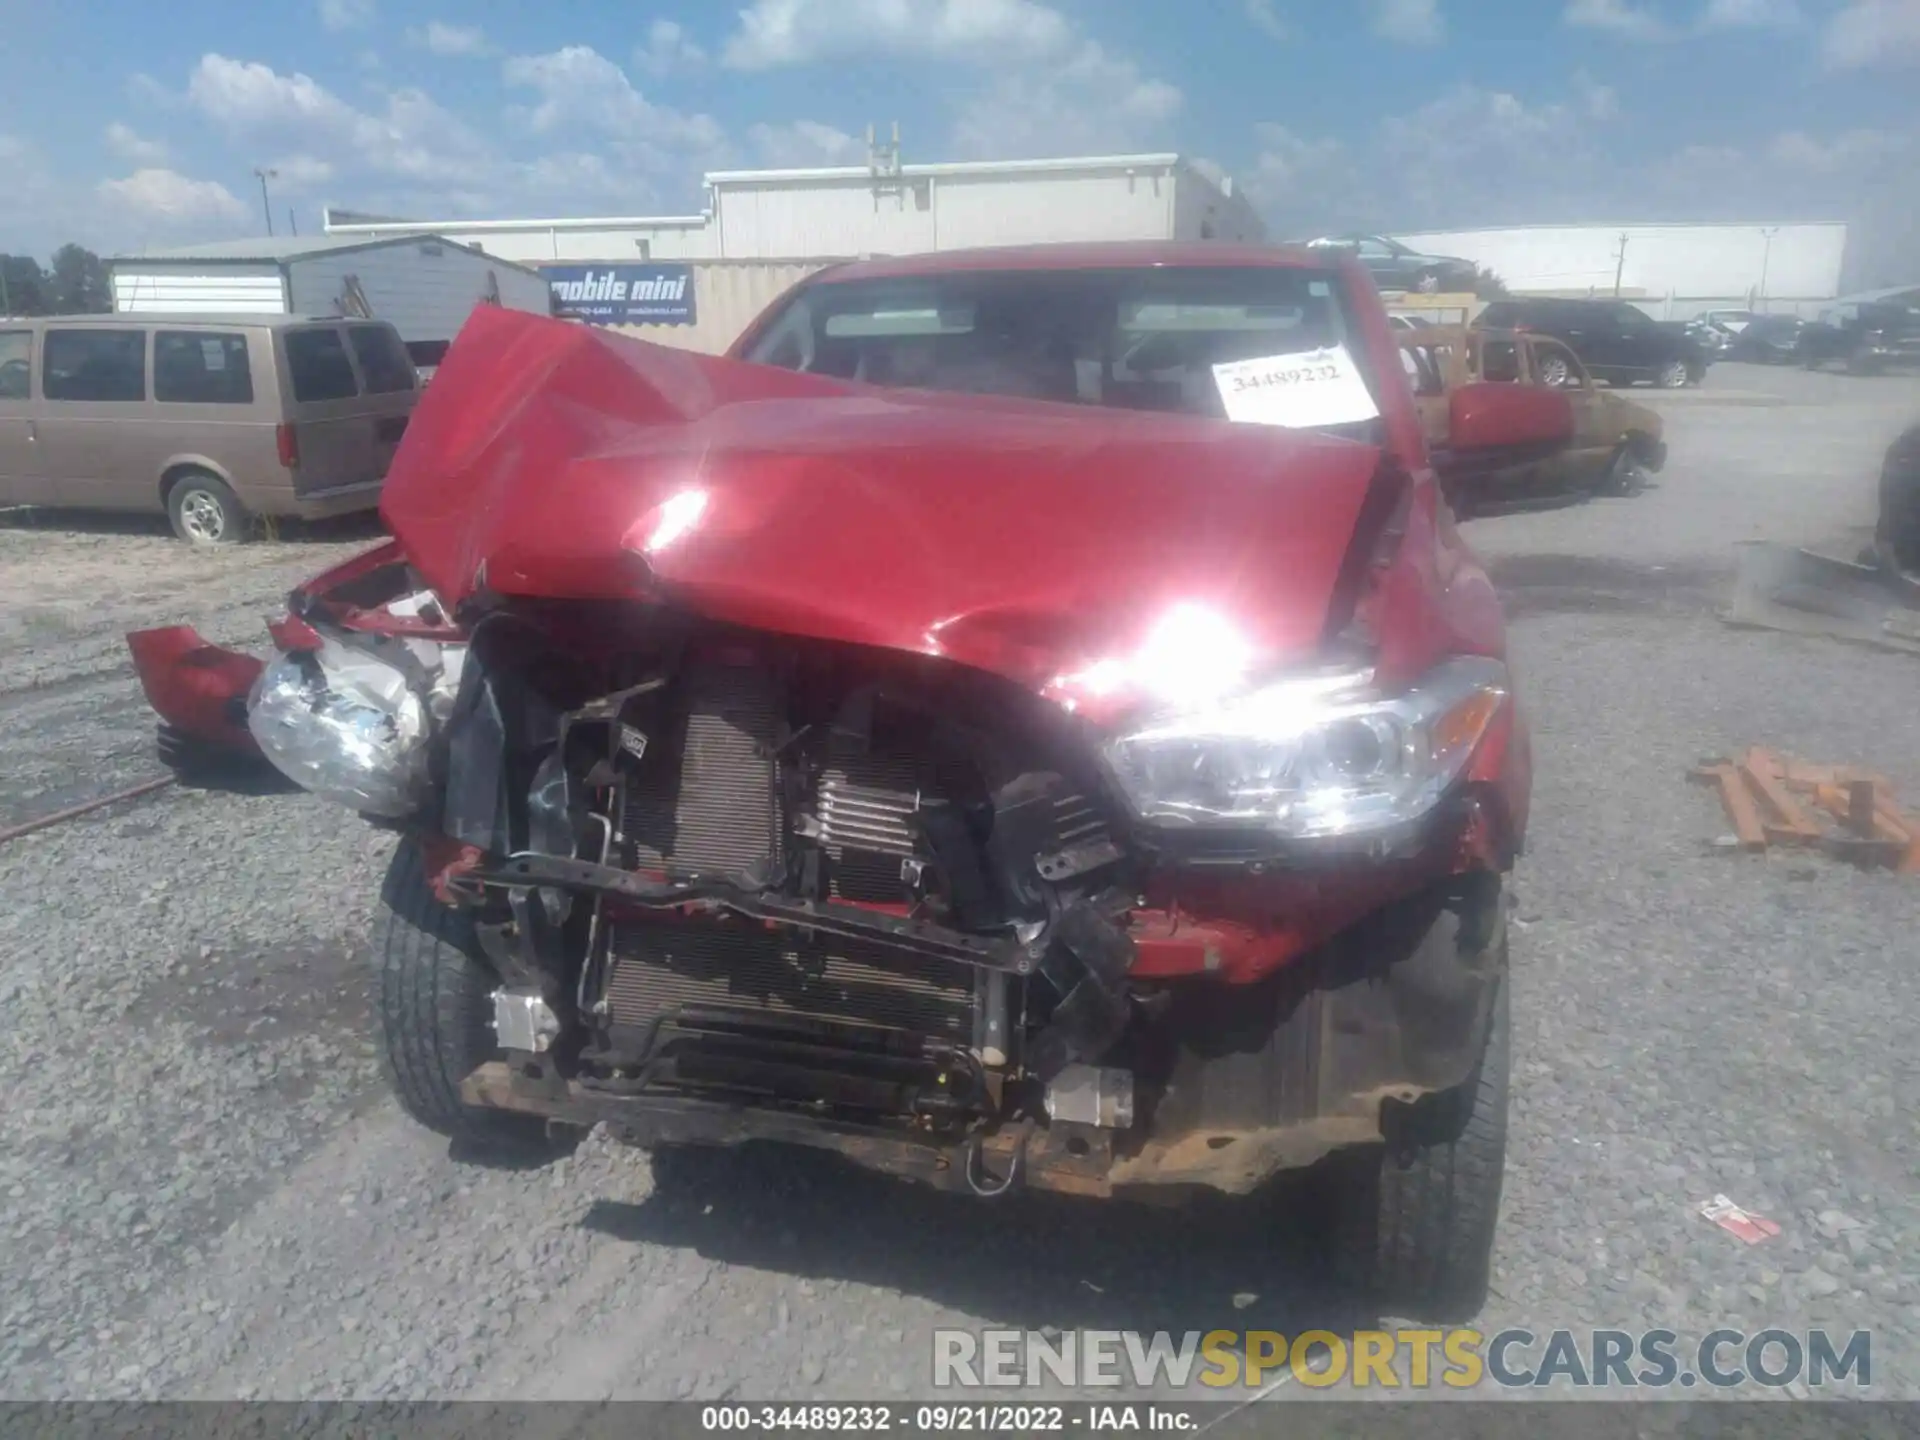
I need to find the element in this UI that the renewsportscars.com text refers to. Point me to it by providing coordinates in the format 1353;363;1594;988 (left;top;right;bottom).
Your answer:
933;1328;1872;1391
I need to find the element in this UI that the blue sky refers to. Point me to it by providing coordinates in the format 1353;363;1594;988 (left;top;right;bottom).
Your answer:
3;0;1917;283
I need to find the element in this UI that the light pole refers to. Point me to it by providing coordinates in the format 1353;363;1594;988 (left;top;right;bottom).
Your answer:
253;167;278;237
1758;227;1780;311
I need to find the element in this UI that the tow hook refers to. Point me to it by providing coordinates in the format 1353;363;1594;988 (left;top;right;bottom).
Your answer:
963;1120;1034;1198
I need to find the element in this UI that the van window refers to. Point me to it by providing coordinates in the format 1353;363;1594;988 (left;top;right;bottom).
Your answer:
44;328;146;402
154;331;254;404
0;331;29;400
285;327;359;402
348;324;415;394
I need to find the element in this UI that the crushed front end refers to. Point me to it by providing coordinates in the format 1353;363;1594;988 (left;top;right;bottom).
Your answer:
134;305;1525;1212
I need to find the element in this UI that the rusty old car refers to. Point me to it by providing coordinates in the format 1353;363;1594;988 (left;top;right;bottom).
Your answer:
127;243;1574;1316
1401;325;1666;511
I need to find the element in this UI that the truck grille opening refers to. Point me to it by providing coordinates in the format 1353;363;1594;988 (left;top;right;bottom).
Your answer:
602;918;976;1043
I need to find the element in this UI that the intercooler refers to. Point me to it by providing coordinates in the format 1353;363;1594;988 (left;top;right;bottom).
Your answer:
601;660;978;1045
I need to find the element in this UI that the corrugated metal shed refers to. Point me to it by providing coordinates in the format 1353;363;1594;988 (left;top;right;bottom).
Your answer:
108;234;552;343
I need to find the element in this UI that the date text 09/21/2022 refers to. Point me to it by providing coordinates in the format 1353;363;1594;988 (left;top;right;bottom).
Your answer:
701;1405;1188;1432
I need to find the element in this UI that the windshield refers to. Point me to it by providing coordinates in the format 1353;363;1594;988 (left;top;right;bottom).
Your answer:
742;264;1385;441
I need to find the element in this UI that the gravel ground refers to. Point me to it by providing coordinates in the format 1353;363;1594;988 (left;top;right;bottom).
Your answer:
1;362;1916;1408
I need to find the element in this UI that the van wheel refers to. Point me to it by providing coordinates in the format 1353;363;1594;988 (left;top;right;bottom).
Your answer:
166;473;248;546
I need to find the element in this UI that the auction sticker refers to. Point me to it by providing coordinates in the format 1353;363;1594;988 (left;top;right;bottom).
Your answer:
1213;345;1380;429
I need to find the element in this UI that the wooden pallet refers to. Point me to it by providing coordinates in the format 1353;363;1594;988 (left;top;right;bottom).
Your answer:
1689;748;1920;872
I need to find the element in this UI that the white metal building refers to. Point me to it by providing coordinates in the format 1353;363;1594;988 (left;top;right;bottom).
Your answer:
322;154;1267;265
1390;223;1848;320
108;234;552;345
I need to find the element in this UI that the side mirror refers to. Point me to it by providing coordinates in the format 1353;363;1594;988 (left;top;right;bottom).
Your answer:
1447;381;1574;457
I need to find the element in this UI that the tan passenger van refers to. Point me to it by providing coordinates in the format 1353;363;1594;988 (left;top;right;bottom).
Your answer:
0;314;418;544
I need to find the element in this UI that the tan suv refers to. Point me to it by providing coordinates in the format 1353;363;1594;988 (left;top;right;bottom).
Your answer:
0;314;418;544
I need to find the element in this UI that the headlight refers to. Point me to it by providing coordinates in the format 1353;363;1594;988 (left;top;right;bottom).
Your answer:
1102;656;1509;840
248;641;431;818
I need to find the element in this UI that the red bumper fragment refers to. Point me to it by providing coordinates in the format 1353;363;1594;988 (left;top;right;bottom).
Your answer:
126;625;265;756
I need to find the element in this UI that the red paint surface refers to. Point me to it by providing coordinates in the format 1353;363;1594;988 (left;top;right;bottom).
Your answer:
379;305;1389;697
126;626;264;754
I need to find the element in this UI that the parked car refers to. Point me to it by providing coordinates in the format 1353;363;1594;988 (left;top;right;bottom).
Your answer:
1799;302;1920;375
1685;318;1735;361
1474;297;1707;388
0;313;416;543
1305;234;1479;295
1877;421;1920;578
1696;309;1756;335
1723;315;1807;365
128;242;1575;1315
1401;325;1665;511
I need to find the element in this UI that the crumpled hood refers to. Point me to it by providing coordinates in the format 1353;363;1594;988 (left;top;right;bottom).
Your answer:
381;306;1386;699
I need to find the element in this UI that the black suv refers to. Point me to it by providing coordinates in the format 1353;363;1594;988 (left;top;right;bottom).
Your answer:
1475;298;1706;388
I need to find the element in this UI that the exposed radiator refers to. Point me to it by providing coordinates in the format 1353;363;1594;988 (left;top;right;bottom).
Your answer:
603;918;976;1041
623;662;782;877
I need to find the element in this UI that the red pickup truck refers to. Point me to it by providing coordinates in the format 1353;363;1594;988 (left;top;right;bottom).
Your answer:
130;242;1570;1318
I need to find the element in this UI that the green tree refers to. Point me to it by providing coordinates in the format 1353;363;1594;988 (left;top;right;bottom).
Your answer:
1473;267;1512;301
48;244;112;314
0;255;51;316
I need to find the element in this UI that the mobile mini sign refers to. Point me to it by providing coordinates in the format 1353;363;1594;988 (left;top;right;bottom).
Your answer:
544;265;696;326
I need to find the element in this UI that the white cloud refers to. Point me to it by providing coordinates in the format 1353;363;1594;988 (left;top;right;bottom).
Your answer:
1244;0;1290;40
1572;70;1620;119
634;18;708;76
948;39;1180;159
105;122;169;165
409;21;492;57
1699;0;1802;29
318;0;374;31
749;119;862;166
1372;0;1445;44
502;46;726;151
722;0;1073;68
1824;0;1920;68
1564;0;1676;40
96;169;248;225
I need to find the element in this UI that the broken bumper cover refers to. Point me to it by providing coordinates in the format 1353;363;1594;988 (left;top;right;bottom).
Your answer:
460;877;1507;1199
126;626;265;758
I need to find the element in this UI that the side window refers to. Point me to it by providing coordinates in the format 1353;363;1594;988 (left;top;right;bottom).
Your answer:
154;331;255;404
284;327;360;402
43;329;146;402
347;325;416;394
1357;239;1393;259
0;331;29;400
1483;341;1521;383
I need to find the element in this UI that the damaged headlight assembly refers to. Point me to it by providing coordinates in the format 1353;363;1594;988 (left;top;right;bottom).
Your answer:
248;636;463;819
1102;656;1509;843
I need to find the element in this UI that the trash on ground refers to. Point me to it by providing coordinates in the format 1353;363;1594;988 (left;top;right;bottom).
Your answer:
1689;747;1920;873
1697;1194;1782;1245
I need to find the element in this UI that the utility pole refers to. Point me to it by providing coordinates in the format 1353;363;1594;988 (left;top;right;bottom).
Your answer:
288;207;299;237
253;167;278;237
1612;232;1629;298
1758;226;1779;311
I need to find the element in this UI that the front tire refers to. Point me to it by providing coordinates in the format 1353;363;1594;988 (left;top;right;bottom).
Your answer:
1601;445;1647;497
1329;976;1510;1320
373;841;532;1145
165;471;248;546
1657;359;1693;389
